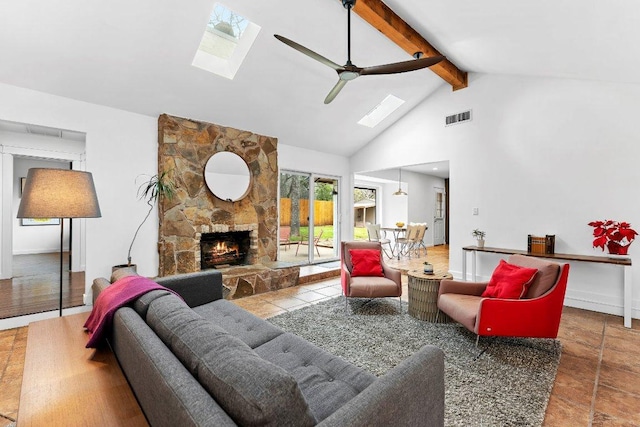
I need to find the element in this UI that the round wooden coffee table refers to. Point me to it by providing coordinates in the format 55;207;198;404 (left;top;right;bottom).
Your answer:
407;270;453;322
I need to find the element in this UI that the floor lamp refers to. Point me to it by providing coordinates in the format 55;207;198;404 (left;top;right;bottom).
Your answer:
17;168;101;317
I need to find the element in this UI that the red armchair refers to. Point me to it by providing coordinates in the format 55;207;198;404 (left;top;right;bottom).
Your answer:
437;254;570;343
341;241;402;313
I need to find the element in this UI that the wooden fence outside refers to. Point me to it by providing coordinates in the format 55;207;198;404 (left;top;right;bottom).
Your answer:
280;198;334;226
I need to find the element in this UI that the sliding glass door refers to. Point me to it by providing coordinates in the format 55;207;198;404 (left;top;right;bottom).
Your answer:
279;171;339;264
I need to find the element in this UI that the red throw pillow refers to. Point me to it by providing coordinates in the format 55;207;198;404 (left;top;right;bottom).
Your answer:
481;260;538;299
349;249;384;277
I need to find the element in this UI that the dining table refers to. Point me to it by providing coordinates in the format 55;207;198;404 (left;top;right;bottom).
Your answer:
381;226;406;259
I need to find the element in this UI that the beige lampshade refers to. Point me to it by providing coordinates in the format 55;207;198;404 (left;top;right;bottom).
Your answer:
17;168;102;219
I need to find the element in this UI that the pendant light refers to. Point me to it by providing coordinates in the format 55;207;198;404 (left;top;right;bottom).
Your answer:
393;168;407;196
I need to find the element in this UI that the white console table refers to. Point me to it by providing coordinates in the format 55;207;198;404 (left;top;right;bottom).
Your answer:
462;246;633;328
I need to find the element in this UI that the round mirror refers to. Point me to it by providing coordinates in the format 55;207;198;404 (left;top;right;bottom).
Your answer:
204;152;251;202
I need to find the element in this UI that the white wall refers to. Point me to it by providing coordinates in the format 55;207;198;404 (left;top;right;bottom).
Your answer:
404;170;445;245
0;83;158;295
351;73;640;319
13;157;71;254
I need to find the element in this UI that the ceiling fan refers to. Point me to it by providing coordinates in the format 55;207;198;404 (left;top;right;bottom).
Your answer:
274;0;445;104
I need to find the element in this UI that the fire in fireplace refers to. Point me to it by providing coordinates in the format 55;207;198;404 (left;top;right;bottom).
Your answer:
201;231;251;269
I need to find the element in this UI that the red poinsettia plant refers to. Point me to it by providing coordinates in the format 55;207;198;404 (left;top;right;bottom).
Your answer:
588;220;638;255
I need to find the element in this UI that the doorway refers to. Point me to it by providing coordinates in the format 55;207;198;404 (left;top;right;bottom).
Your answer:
279;171;339;264
353;187;376;240
433;187;445;245
0;120;87;321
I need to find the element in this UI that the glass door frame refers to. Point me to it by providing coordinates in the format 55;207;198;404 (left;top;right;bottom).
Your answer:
279;169;340;265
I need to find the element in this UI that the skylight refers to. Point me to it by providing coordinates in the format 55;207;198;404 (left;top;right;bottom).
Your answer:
357;95;405;128
192;3;260;79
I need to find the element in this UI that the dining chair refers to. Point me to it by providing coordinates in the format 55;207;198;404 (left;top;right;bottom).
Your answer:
395;223;421;258
414;223;429;256
365;223;394;259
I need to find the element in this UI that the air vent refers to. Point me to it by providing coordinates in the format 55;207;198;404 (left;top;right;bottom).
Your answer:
445;110;472;126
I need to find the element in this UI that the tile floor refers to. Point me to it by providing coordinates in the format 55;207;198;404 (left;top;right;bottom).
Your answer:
1;245;639;426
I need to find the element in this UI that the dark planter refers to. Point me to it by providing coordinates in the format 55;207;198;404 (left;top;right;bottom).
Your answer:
112;264;138;273
606;241;629;255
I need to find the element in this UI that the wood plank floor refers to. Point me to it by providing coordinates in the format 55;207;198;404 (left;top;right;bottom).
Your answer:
0;253;85;319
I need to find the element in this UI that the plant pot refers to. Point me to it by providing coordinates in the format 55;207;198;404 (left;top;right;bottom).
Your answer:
112;264;137;273
606;241;629;255
477;239;485;249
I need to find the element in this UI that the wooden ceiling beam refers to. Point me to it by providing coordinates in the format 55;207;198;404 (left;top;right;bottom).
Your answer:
352;0;468;91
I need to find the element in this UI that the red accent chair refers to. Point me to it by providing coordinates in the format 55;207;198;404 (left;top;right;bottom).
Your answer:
341;241;402;313
437;254;570;343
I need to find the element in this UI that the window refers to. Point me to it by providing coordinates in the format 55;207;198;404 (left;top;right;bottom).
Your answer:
192;4;260;79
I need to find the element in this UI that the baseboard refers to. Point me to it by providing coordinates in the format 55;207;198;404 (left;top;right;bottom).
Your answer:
12;249;69;255
0;305;91;331
564;290;640;319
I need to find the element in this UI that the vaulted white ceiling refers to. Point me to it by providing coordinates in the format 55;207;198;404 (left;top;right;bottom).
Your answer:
0;0;638;157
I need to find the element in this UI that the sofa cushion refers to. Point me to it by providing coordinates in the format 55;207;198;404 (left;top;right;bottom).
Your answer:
507;254;561;298
112;308;237;426
193;299;284;348
481;260;538;299
255;332;376;422
147;294;316;427
155;270;223;307
437;293;482;332
133;289;173;319
349;276;399;298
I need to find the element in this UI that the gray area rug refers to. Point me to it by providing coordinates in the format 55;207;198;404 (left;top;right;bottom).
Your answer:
268;297;561;427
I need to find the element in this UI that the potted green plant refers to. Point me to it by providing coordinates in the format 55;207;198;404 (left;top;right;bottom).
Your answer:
472;229;486;248
114;171;176;271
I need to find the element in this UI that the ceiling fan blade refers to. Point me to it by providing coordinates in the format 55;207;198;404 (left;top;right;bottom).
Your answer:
324;79;348;104
274;34;342;71
360;55;445;76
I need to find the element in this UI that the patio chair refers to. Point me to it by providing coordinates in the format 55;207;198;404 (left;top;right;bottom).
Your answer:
296;229;324;256
365;223;394;259
279;226;291;250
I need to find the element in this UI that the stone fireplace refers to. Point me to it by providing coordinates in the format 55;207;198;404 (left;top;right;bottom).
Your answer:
157;114;298;298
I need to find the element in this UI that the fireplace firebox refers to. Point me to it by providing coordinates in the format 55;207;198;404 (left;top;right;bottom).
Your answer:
201;231;251;269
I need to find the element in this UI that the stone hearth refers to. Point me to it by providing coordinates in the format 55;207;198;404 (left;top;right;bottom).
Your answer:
220;263;300;300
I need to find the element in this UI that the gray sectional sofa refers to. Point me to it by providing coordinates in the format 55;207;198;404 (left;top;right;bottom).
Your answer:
92;269;445;427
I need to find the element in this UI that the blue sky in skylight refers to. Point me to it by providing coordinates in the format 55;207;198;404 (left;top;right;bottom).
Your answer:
208;4;249;39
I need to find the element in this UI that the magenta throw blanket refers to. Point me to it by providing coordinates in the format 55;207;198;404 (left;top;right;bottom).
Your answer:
84;275;175;348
